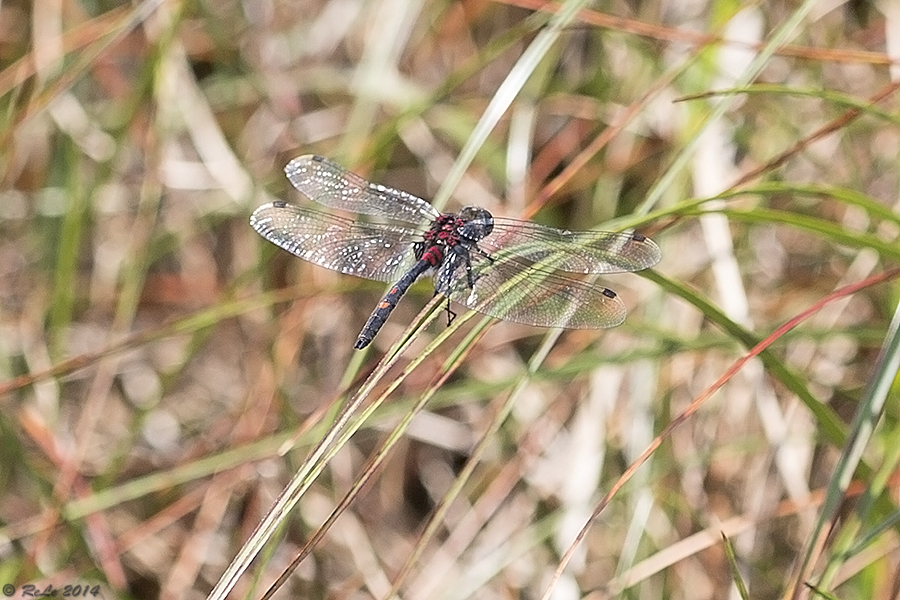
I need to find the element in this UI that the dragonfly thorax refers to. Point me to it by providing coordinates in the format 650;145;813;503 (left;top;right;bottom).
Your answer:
420;207;493;250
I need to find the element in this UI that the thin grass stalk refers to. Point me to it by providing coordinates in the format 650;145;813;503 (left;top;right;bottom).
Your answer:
2;0;165;141
0;288;311;399
607;487;838;592
791;296;900;595
384;325;564;597
729;80;900;190
638;0;820;216
722;532;751;600
715;184;900;226
535;56;693;220
540;268;900;600
364;16;542;162
844;429;900;557
259;311;493;599
430;0;591;211
339;0;425;163
645;269;848;442
683;207;900;260
685;84;900;126
502;0;895;67
438;515;563;600
210;291;501;598
47;145;87;355
205;296;446;600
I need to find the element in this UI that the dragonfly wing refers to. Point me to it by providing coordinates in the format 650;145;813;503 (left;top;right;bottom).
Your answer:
251;202;420;283
482;218;661;274
439;251;627;329
285;155;440;224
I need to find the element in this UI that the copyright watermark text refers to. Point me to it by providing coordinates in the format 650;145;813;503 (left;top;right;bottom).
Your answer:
2;583;101;597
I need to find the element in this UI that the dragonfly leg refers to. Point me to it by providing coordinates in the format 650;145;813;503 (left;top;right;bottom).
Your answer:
472;245;494;262
466;245;494;288
431;290;457;326
445;297;456;326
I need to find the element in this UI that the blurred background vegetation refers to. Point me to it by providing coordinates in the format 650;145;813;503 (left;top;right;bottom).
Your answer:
1;0;900;598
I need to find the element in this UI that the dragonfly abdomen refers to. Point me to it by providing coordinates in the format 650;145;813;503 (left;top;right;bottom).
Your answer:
354;256;438;349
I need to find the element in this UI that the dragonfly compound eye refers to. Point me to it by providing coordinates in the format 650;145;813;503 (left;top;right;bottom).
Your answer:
457;206;494;241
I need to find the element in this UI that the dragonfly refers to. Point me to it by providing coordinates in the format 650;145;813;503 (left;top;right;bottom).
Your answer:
250;155;661;349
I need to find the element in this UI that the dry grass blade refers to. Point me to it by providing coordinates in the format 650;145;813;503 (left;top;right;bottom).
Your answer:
722;531;751;600
540;268;900;599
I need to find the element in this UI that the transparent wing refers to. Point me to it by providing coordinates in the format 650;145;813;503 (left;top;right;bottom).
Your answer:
437;250;627;329
250;202;421;283
285;155;440;225
482;217;661;274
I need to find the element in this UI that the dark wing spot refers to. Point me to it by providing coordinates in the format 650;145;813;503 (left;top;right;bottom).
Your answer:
602;288;617;298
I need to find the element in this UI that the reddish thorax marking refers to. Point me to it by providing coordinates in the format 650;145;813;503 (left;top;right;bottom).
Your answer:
420;214;468;267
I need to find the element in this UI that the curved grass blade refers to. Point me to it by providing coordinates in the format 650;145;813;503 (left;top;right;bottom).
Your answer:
539;267;900;600
206;296;449;600
791;295;900;595
430;0;592;211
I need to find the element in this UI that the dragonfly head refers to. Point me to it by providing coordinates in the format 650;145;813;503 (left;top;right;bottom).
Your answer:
457;206;494;242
